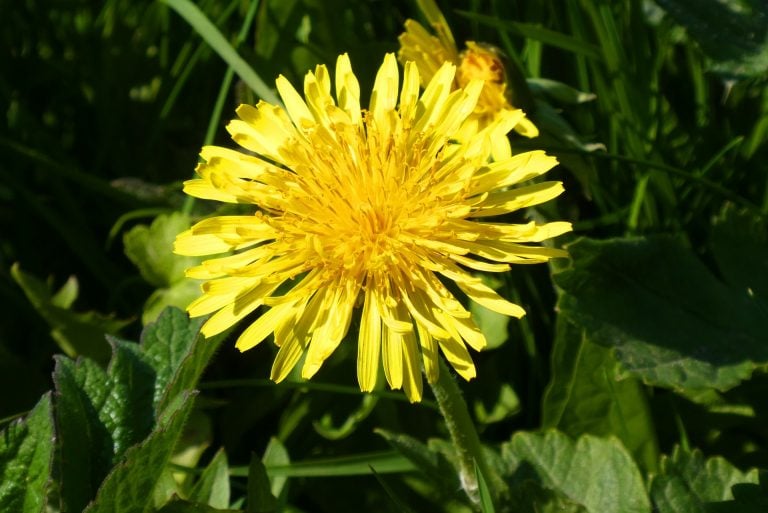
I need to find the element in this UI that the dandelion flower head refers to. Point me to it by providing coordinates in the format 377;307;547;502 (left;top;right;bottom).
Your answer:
398;7;538;157
174;53;570;402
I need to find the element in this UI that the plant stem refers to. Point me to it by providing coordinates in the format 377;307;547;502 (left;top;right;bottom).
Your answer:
430;358;501;508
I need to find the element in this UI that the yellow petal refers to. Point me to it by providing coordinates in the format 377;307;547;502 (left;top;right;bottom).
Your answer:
270;330;305;382
357;285;381;392
438;336;476;381
335;53;361;124
416;322;439;384
236;300;298;352
382;324;403;390
276;74;314;130
401;329;423;402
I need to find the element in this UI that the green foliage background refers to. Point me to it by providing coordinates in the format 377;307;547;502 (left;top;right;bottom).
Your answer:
1;0;767;511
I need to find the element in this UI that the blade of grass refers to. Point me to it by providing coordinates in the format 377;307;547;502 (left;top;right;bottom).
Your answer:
181;0;262;216
228;451;416;477
455;10;602;60
160;0;280;105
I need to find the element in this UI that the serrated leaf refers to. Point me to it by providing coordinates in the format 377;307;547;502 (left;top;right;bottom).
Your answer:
102;339;157;458
710;471;768;513
123;212;198;288
542;317;658;471
84;391;197;513
190;449;230;509
11;263;130;363
554;236;768;392
0;394;54;513
502;430;650;513
141;307;225;414
53;357;114;513
651;447;759;513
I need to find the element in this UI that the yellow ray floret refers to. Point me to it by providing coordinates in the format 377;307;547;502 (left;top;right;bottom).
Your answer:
174;52;571;402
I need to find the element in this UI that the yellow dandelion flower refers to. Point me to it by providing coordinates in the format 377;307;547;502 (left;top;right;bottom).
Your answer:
174;53;570;402
398;1;537;159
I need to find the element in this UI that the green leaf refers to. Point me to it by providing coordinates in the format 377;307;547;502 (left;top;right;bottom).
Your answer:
651;447;759;513
501;430;650;513
141;307;226;414
654;0;768;77
10;263;130;363
261;438;289;500
160;0;279;104
123;212;198;288
246;454;277;513
554;236;768;392
142;279;202;325
53;357;114;513
542;317;658;471
84;391;197;513
710;207;768;303
190;449;230;509
509;480;588;513
102;339;157;458
0;394;54;513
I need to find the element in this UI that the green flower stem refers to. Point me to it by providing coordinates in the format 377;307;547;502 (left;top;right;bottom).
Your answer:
430;358;501;507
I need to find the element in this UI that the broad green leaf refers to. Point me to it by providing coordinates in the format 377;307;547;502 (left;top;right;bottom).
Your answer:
651;447;759;513
473;383;520;425
0;394;54;513
123;213;201;324
190;449;230;509
142;279;202;325
261;438;289;500
710;207;768;303
654;0;768;77
160;0;279;104
501;430;650;513
123;213;197;288
102;339;157;458
542;317;658;471
141;307;226;414
11;263;130;363
53;357;114;513
709;471;768;513
509;481;587;513
554;236;768;392
246;454;277;513
84;391;197;513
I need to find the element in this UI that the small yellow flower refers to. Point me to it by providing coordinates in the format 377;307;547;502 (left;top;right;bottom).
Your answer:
174;53;570;402
398;3;537;158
